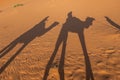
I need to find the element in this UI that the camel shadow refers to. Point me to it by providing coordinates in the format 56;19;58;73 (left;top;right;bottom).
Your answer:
0;16;59;74
105;16;120;30
43;12;95;80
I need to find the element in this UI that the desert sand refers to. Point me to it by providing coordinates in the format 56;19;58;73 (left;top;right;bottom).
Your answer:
0;0;120;80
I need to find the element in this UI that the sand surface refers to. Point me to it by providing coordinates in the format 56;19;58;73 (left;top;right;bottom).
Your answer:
0;0;120;80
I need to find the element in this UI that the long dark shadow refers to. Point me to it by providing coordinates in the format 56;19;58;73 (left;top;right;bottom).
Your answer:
43;12;95;80
0;16;59;74
105;16;120;30
43;22;68;80
78;32;94;80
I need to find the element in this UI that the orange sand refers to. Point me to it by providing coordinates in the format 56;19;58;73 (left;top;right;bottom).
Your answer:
0;0;120;80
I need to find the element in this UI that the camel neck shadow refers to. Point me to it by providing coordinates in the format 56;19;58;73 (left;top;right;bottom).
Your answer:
105;16;120;30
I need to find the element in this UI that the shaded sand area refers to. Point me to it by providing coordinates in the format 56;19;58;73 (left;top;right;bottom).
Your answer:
0;0;120;80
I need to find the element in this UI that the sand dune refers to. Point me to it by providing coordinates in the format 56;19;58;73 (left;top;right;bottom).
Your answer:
0;0;120;80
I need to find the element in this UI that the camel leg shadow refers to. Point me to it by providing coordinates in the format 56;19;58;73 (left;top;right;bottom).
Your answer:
43;31;67;80
58;32;68;80
0;41;18;58
0;44;27;74
0;42;13;54
78;32;94;80
43;38;63;80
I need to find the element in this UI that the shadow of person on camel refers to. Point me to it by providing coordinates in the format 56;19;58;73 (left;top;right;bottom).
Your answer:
43;12;95;80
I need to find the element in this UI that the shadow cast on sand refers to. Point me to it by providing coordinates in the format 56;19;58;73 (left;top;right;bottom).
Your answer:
0;16;59;74
43;12;95;80
105;16;120;30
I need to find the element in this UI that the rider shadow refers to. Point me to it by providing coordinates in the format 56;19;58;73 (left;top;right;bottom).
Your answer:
105;16;120;30
43;12;95;80
0;16;59;74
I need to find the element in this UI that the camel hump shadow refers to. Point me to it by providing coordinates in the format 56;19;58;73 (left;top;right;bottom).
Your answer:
62;12;95;33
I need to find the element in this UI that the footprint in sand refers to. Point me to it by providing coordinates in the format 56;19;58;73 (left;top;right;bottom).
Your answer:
105;49;116;54
94;70;115;80
72;69;85;80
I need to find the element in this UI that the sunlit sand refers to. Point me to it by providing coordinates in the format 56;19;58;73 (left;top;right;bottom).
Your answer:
0;0;120;80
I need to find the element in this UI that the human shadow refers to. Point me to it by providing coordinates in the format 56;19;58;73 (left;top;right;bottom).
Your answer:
105;16;120;30
43;12;95;80
0;16;59;74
